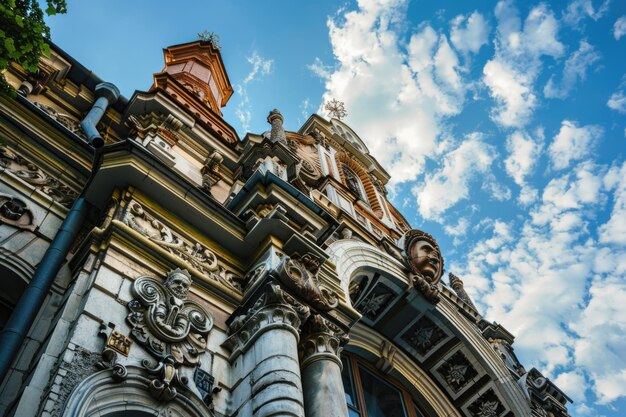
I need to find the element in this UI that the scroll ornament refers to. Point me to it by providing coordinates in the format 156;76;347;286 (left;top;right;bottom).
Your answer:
275;253;338;312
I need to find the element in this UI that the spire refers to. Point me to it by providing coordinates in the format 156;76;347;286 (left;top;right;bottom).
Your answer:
449;273;477;310
267;109;287;144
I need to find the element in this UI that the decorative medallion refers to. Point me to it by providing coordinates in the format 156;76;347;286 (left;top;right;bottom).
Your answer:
275;253;338;311
126;269;213;367
435;350;478;393
355;283;395;321
400;315;446;357
467;389;506;417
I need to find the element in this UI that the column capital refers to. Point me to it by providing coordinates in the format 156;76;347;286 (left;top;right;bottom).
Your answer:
299;314;348;369
223;283;310;359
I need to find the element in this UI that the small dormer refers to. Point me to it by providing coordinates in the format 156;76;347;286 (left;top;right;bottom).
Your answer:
152;40;234;116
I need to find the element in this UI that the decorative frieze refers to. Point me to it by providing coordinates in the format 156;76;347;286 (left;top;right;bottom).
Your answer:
123;200;242;291
126;269;214;367
0;145;78;207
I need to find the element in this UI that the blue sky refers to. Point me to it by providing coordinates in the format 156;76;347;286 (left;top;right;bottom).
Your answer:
47;1;626;416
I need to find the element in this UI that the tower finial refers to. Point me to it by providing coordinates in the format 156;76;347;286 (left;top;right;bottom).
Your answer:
197;30;221;49
267;109;287;144
324;99;347;120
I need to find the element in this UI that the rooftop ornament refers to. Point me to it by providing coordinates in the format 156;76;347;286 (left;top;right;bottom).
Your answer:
197;30;221;49
324;99;347;120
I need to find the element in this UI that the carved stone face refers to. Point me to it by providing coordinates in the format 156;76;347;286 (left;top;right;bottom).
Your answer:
408;240;442;283
165;272;191;299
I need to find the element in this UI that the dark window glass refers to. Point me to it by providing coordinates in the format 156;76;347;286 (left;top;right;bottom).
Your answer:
358;365;408;417
341;357;358;408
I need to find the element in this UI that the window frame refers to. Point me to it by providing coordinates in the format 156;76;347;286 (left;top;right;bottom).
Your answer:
342;353;430;417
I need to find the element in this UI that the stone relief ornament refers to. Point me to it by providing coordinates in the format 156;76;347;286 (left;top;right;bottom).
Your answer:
143;355;189;402
0;146;78;207
126;269;214;367
97;322;130;381
200;151;224;193
400;315;447;357
275;253;339;312
435;350;478;393
467;389;505;417
123;200;242;291
0;195;35;230
401;229;444;302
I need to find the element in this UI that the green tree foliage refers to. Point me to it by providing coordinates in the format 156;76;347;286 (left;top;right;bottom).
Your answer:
0;0;67;94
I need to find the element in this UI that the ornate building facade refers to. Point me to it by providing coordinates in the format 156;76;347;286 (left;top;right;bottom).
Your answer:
0;39;572;417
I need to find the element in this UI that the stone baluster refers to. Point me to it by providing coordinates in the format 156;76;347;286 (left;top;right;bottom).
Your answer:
224;283;310;417
300;314;349;417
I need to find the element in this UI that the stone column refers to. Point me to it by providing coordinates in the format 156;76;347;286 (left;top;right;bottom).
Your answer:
224;284;310;417
300;314;349;417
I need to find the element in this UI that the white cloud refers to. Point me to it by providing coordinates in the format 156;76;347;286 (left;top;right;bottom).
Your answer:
450;11;490;54
413;134;495;220
504;129;544;186
235;51;273;132
544;40;601;99
615;16;626;40
482;174;512;201
483;1;564;127
312;0;468;186
243;51;273;84
607;78;626;113
548;120;603;170
456;160;626;408
598;162;626;245
563;0;610;27
483;59;536;127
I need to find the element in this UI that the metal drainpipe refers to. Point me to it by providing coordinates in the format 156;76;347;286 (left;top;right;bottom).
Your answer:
80;82;120;148
0;82;120;382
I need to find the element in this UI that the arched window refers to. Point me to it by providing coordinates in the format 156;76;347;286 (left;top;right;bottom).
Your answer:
341;353;428;417
342;165;369;205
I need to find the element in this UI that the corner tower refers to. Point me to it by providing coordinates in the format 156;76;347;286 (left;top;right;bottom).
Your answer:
152;39;233;116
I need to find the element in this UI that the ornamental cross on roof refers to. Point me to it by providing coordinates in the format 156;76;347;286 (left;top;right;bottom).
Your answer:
197;31;221;49
324;99;347;120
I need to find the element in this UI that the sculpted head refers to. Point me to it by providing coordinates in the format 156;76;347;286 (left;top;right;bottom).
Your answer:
403;230;444;284
165;268;192;299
